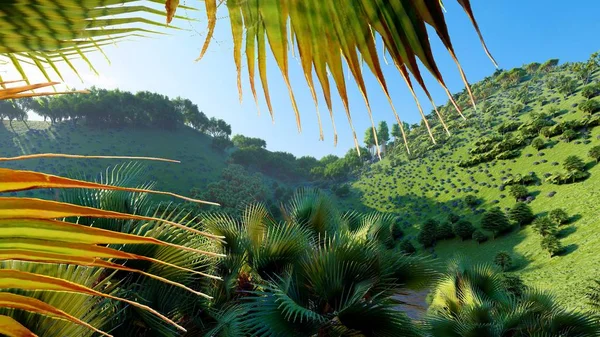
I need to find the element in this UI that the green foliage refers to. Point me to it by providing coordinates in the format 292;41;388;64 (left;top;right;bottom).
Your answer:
399;239;417;255
586;280;600;312
580;99;600;115
472;230;488;244
418;219;439;248
557;76;579;97
541;234;564;257
549;208;570;225
561;129;578;142
232;134;267;149
494;251;513;271
426;260;600;336
0;99;27;123
563;155;586;172
508;202;535;226
533;216;558;237
436;222;455;240
195;164;268;216
581;83;600;99
447;213;460;224
377;121;390;144
480;207;512;237
509;184;529;201
453;220;475;241
531;138;545;150
204;190;435;336
364;126;376;147
589;145;600;162
333;184;351;198
464;194;479;207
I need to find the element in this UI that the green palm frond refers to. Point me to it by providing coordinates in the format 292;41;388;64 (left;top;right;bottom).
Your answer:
0;0;184;84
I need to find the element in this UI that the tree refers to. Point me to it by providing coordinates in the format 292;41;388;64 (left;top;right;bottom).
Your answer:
481;207;512;238
549;208;569;225
531;138;545;151
589;145;600;163
533;216;558;237
561;129;578;142
464;194;479;207
232;134;267;149
436;222;455;240
453;220;476;241
579;99;600;115
377;121;390;147
581;84;600;99
558;76;579;97
447;213;461;224
418;219;438;248
391;123;403;144
364;126;376;156
509;185;529;201
399;239;417;255
563;155;586;172
508;202;535;226
494;251;513;271
541;234;564;257
472;230;488;243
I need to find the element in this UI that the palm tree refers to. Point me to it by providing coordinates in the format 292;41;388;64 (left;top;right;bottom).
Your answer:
203;190;436;336
426;259;600;337
1;1;495;333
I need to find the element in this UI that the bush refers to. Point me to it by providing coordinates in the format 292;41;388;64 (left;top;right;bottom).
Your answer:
533;216;558;237
508;202;535;226
561;129;578;142
541;234;564;257
500;273;527;298
481;207;512;238
509;185;528;201
418;219;438;248
391;222;404;240
333;184;351;197
531;138;545;151
549;208;569;225
563;155;586;172
581;84;600;99
447;213;461;224
453;220;476;241
399;239;417;255
464;194;479;207
494;251;513;271
579;99;600;114
589;145;600;163
472;230;488;243
436;222;455;240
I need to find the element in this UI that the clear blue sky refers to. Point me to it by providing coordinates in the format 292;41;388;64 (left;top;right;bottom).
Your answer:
23;0;600;158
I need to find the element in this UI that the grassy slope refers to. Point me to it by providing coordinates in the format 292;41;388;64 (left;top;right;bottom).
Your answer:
352;68;600;309
0;121;226;199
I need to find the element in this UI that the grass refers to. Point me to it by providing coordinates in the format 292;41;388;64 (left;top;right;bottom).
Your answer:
351;66;600;310
0;121;227;199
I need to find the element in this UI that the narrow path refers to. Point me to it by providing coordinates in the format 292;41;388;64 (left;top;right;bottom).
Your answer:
393;289;429;320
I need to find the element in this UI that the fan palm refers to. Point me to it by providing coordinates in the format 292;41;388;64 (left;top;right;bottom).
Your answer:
1;0;495;153
203;189;436;336
426;259;600;337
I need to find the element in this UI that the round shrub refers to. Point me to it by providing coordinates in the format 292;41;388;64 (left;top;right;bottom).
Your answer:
472;230;489;244
494;251;513;271
481;207;512;238
549;208;569;225
508;202;535;226
453;220;475;241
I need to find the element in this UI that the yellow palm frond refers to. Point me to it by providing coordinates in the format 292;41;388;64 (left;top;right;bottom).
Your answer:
190;0;497;153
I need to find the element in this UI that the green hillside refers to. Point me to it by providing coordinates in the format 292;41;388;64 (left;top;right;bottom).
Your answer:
0;121;226;198
351;57;600;309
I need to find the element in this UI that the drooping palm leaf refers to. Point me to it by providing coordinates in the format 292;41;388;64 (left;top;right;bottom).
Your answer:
186;0;496;153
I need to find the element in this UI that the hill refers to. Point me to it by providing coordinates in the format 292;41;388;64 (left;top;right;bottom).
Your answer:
350;56;600;309
0;121;226;198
